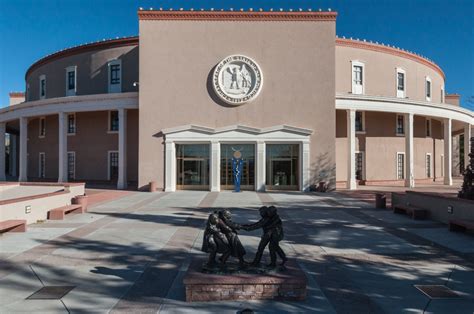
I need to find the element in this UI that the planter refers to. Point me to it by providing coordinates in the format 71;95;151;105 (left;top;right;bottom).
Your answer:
149;181;157;192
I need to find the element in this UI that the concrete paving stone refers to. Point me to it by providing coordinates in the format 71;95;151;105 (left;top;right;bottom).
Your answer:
0;227;75;253
406;227;474;253
0;266;44;307
1;299;67;313
361;209;443;226
213;191;262;208
447;265;474;299
309;227;422;255
426;299;474;314
335;259;455;314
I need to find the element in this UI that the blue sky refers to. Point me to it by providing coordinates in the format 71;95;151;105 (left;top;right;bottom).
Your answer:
0;0;472;109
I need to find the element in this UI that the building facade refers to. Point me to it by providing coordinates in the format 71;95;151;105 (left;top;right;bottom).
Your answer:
0;10;472;191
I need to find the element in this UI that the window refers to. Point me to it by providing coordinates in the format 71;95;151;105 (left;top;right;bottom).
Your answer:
108;151;119;181
108;110;119;132
425;77;431;101
108;60;122;93
351;61;365;94
426;154;432;178
39;152;46;178
39;117;46;138
67;113;76;135
39;75;46;99
26;83;30;101
396;114;405;135
67;152;75;180
355;152;364;180
65;66;76;96
397;153;405;180
441;87;445;103
426;118;431;137
355;111;365;132
396;68;406;98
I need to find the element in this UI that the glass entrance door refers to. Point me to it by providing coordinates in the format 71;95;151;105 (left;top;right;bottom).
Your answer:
266;144;299;190
176;144;210;190
220;144;255;190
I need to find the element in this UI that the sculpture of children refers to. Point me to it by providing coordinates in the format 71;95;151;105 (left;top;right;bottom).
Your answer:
242;206;287;268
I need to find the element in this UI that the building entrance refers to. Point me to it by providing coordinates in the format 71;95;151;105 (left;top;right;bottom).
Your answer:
220;144;255;190
176;144;210;190
266;144;299;190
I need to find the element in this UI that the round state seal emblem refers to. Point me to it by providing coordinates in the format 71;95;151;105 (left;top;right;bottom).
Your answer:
212;55;263;105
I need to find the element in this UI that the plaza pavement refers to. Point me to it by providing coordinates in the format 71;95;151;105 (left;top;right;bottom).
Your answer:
0;189;473;313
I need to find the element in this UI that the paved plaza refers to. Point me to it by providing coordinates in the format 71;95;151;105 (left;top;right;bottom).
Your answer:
0;190;473;313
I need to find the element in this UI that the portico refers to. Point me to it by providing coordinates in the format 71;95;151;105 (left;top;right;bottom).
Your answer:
161;125;312;192
338;94;472;189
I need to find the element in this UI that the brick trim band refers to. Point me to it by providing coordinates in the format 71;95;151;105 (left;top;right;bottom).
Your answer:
138;10;337;21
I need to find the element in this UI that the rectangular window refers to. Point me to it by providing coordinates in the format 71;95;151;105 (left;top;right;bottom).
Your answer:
426;118;431;137
110;64;120;84
39;152;46;178
39;75;46;99
65;66;76;96
397;153;405;180
355;152;364;180
426;154;432;178
397;73;405;91
441;87;445;103
353;66;363;85
426;77;431;101
67;113;76;134
351;61;365;94
67;152;75;180
355;111;364;132
109;111;119;132
396;114;405;135
68;71;75;90
108;151;119;181
108;60;122;93
39;117;46;137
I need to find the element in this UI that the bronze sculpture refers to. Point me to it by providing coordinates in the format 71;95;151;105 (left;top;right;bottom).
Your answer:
201;206;286;271
201;210;247;268
242;206;287;268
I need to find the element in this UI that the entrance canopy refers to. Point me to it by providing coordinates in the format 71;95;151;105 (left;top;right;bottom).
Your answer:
162;124;313;192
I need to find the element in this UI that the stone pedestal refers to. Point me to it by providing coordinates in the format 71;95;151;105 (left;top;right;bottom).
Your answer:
183;259;307;302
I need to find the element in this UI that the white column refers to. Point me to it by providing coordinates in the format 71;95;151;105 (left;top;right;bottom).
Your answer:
444;118;452;185
405;113;415;188
210;141;220;192
347;109;356;190
164;140;176;192
117;108;127;189
9;134;17;177
58;112;68;183
464;123;471;171
0;123;5;181
300;141;310;192
19;117;28;182
256;141;266;192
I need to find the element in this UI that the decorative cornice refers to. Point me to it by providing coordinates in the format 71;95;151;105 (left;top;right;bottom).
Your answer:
9;92;25;97
25;36;139;80
138;10;337;21
445;94;460;98
162;124;313;136
336;38;445;80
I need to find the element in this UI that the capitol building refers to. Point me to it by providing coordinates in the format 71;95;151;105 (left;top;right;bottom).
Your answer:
1;9;472;192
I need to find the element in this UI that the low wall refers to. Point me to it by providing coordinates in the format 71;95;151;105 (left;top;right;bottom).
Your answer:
392;191;474;224
0;183;85;224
